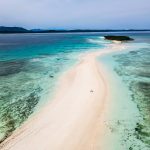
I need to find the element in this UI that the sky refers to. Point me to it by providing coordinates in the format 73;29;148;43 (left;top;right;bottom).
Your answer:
0;0;150;29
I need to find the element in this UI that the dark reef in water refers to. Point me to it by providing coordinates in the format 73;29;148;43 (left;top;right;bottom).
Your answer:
131;81;150;146
0;90;40;143
0;60;26;76
104;36;134;41
0;58;46;143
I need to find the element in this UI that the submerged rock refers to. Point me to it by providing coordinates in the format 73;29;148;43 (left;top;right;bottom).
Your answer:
104;35;134;41
49;75;54;78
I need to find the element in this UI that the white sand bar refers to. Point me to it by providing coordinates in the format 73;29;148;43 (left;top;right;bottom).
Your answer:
0;43;125;150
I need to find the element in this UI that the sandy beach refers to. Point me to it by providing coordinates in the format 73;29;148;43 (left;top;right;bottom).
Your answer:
0;43;126;150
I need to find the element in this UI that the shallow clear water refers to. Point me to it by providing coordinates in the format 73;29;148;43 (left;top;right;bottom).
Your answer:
113;43;150;149
99;34;150;149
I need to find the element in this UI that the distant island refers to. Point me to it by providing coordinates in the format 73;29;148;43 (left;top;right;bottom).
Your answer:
104;35;134;41
0;26;150;34
0;27;29;33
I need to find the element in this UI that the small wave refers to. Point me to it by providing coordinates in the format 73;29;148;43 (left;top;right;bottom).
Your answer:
87;37;108;45
30;58;41;62
98;36;105;39
87;38;102;44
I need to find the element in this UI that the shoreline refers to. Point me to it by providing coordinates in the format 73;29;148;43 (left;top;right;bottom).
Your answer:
0;43;126;150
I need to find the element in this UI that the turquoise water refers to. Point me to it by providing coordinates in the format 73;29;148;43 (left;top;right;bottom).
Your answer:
0;32;149;148
0;33;105;142
99;34;150;149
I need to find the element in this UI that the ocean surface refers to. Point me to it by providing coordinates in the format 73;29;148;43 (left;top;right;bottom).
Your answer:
0;33;106;142
0;32;149;148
